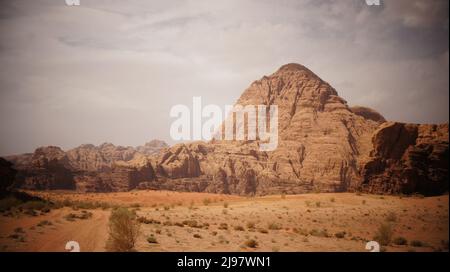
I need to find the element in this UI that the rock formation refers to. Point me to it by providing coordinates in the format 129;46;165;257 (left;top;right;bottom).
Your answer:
360;122;449;196
5;141;166;192
153;64;382;195
1;64;448;196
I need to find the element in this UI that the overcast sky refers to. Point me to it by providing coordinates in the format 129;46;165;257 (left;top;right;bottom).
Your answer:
0;0;448;155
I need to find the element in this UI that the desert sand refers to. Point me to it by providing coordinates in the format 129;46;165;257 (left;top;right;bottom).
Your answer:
0;190;448;252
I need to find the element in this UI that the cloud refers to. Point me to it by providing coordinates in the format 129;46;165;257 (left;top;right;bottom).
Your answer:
0;0;448;155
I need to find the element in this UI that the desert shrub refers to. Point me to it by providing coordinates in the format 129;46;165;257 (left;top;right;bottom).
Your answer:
163;220;173;226
393;237;408;245
246;222;256;229
373;223;393;246
244;239;258;248
223;202;229;208
64;213;77;221
309;229;329;237
14;227;24;233
64;211;93;221
293;227;308;236
37;220;52;227
410;240;425;247
0;197;22;211
193;233;202;239
183;220;199;228
218;223;228;230
163;205;170;211
21;200;48;211
315;201;321;208
267;222;282;230
174;222;184;227
106;207;140;252
386;212;397;222
147;235;158;244
130;203;140;208
203;198;211;206
234;225;245;231
258;228;268;234
330;197;335;203
334;231;346;239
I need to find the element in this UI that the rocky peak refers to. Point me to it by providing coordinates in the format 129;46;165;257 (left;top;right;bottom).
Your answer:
136;140;169;156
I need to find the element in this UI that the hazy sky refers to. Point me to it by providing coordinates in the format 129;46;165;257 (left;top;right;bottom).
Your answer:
0;0;448;155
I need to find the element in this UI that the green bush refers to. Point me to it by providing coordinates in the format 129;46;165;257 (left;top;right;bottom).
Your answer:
106;207;140;252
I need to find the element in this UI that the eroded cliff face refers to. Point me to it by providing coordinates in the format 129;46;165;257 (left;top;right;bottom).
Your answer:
360;122;449;196
6;143;162;192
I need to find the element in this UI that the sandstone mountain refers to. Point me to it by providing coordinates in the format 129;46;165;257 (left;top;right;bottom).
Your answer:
152;64;385;194
2;64;448;196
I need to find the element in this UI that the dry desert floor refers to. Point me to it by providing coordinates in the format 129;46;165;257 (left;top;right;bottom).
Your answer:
0;190;448;252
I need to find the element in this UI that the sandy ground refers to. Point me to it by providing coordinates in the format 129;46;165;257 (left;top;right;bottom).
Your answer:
0;191;448;252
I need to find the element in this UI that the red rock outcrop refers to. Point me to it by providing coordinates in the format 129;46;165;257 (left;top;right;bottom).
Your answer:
359;122;449;196
6;141;165;192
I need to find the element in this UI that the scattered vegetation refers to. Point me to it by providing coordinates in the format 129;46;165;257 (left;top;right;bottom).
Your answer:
309;229;330;238
64;211;93;221
37;220;52;227
386;212;397;222
244;239;258;248
106;207;140;252
258;228;268;234
218;223;228;230
373;223;393;246
393;237;408;246
267;222;282;230
234;225;245;231
410;240;426;247
147;235;158;244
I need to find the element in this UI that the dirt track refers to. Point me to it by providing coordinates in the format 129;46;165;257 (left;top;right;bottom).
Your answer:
0;208;109;252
